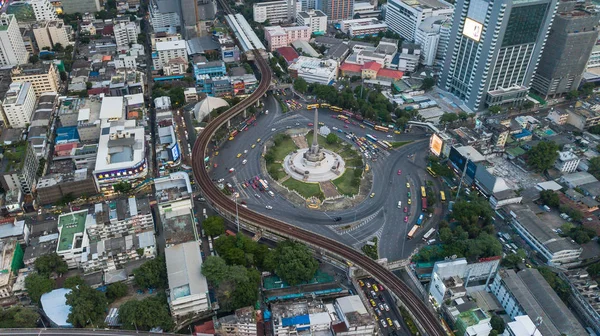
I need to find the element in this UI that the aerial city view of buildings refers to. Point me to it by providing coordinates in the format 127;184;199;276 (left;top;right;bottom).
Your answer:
0;0;599;335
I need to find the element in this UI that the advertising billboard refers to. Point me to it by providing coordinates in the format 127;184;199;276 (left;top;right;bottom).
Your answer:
463;18;483;42
224;51;234;59
170;143;180;162
430;133;443;156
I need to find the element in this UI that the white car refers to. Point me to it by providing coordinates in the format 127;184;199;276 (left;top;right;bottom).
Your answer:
265;205;273;210
244;150;248;154
229;168;235;172
271;128;276;131
387;135;393;138
242;159;248;165
217;178;225;183
255;193;261;198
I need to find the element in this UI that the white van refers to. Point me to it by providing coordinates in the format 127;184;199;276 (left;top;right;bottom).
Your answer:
397;201;402;208
268;191;275;197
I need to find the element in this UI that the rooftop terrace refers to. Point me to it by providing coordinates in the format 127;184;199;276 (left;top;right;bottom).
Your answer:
57;210;88;252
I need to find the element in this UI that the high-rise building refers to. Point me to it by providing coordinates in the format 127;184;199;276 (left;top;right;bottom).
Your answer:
149;0;182;33
29;0;58;21
297;10;327;34
440;0;558;112
113;21;140;48
531;1;599;98
415;16;450;66
0;14;28;66
321;0;353;21
33;20;71;50
11;63;60;97
385;0;453;41
1;82;36;128
253;0;297;23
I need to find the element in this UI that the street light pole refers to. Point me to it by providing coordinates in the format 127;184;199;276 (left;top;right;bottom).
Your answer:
455;153;470;201
233;194;239;232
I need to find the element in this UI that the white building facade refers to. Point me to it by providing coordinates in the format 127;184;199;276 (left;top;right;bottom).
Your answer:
29;0;59;21
554;151;580;173
289;56;338;84
0;14;28;66
253;0;297;23
1;82;36;128
385;0;454;41
152;40;188;70
114;21;140;48
296;10;327;34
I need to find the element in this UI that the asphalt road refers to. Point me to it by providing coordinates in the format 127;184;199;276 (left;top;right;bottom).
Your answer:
359;277;410;336
205;92;448;262
0;330;176;336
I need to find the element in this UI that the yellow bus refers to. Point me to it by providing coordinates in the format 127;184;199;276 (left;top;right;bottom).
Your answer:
307;104;319;110
373;125;389;132
320;103;331;108
337;115;349;121
421;186;427;198
426;167;438;177
407;225;419;239
330;106;343;112
440;191;446;203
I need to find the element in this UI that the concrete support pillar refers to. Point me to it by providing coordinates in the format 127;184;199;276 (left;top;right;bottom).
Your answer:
227;120;231;128
243;109;247;118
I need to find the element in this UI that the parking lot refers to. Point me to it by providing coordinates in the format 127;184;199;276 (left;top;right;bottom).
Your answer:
358;277;407;336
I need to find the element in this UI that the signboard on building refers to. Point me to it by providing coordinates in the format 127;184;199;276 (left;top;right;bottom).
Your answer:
463;18;483;42
170;143;181;162
430;133;443;156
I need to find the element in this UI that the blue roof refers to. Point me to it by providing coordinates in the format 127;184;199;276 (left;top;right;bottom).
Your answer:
282;314;310;327
41;288;73;328
514;129;532;139
56;126;79;142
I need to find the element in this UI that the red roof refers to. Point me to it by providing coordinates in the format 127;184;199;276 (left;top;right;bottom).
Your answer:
102;25;114;35
87;87;109;95
194;320;215;335
363;61;382;71
339;62;362;73
377;68;404;80
276;47;299;63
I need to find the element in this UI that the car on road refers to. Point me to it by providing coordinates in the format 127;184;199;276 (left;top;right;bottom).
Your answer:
213;163;218;168
286;126;292;129
370;290;376;298
397;201;402;208
265;205;273;210
344;125;349;128
244;150;248;154
242;182;247;188
214;151;219;156
237;153;242;158
358;280;364;286
383;303;389;311
217;178;224;183
374;308;382;317
252;184;256;189
397;169;402;175
369;299;376;307
378;303;384;311
370;193;375;198
387;318;393;326
251;144;256;148
373;285;378;292
229;168;235;172
380;319;387;328
295;122;300;126
271;128;276;131
387;135;393;138
406;182;410;188
407;198;411;205
255;193;260;198
404;207;408;213
256;138;261;143
332;127;338;130
360;124;365;128
242;159;247;165
404;216;408;223
394;130;401;134
366;281;371;288
308;123;314;126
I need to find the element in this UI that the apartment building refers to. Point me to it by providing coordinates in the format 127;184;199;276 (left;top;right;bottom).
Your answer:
56;210;90;269
0;14;28;66
1;82;36;128
114;21;139;48
152;40;188;70
555;150;580;173
86;196;154;242
29;0;59;21
563;270;600;335
11;63;60;97
296;10;327;34
33;20;71;50
264;25;310;51
253;0;297;23
385;0;453;41
0;142;39;194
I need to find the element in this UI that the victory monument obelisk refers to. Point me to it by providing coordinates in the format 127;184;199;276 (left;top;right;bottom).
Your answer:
303;108;325;162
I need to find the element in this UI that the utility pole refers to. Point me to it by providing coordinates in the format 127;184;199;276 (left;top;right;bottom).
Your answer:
532;316;542;336
455;152;470;201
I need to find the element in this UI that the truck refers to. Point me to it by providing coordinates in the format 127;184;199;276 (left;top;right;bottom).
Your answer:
416;214;424;225
543;205;551;212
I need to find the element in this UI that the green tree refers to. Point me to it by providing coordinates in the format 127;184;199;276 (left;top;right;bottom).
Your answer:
113;181;132;194
567;90;580;100
202;256;231;285
540;190;560;208
588;156;600;179
133;256;167;289
86;81;92;90
35;253;68;276
488;106;501;114
65;284;108;328
293;78;308;94
588;262;600;277
326;133;338;145
421;77;435;91
63;276;86;289
589;125;600;135
526;141;559;172
28;55;39;64
269;241;319;286
25;274;55;303
490;316;505;333
59;71;68;81
523;101;535;110
118;296;174;331
501;253;523;268
106;282;128;302
439;113;458;124
0;306;40;328
53;43;64;52
203;216;225;237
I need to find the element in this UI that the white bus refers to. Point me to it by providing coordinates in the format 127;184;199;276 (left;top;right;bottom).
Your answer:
422;228;436;241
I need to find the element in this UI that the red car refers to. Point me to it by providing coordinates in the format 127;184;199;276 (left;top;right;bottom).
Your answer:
344;125;349;128
344;120;350;124
404;207;408;213
397;169;402;175
252;184;257;189
404;216;409;223
308;123;314;126
379;285;384;291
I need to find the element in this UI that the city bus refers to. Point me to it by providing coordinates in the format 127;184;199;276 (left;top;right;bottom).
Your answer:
421;186;427;198
320;103;331;108
337;115;349;121
374;125;389;133
422;228;436;241
366;134;378;143
407;225;419;239
422;198;427;211
363;120;375;128
307;104;319;110
382;140;392;148
377;140;390;150
259;179;269;191
330;106;343;112
440;191;446;203
426;167;437;177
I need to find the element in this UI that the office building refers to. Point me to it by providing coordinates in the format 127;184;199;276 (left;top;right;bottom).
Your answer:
507;204;582;264
322;0;353;21
11;63;60;97
415;16;450;66
385;0;453;41
554;150;580;173
440;0;558;112
149;0;181;33
253;0;297;23
165;241;210;317
288;56;338;84
264;25;310;51
61;0;101;14
0;142;39;194
36;169;98;205
488;268;587;336
113;21;139;48
296;10;327;35
563;270;600;335
0;14;28;66
300;0;316;11
29;0;58;21
340;18;388;37
152;40;187;70
532;1;600;98
1;82;35;128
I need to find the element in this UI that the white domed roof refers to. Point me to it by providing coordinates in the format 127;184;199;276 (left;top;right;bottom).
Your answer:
194;97;230;121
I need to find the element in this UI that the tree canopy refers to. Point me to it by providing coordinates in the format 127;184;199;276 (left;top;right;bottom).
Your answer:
63;276;86;289
133;256;168;289
588;156;600;180
203;216;225;237
106;282;128;302
490;316;505;333
501;249;527;268
526;141;559;172
34;253;68;276
421;77;435;91
25;273;55;303
326;133;338;145
213;233;270;269
0;306;39;328
265;241;319;286
588;262;600;278
118;296;174;331
539;190;560;208
293;78;308;94
65;284;107;328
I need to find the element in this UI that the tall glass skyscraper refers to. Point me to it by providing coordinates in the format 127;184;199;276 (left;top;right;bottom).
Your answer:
440;0;558;112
